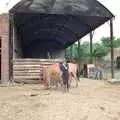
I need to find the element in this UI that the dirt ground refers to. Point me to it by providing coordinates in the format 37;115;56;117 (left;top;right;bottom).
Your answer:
0;79;120;120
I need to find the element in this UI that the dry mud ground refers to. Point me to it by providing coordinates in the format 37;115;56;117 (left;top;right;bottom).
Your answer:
0;79;120;120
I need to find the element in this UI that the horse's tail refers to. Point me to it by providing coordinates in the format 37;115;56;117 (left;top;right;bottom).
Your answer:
77;68;79;80
76;64;80;81
70;65;79;80
70;72;74;77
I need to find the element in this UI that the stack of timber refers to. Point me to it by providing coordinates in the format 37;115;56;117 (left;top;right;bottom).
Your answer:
13;59;64;84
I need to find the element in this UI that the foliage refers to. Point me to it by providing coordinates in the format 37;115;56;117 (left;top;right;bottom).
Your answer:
114;38;120;48
92;43;109;59
101;37;120;48
66;41;91;61
65;37;120;61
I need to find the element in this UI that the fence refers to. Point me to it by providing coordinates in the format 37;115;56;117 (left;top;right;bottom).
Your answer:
75;58;120;80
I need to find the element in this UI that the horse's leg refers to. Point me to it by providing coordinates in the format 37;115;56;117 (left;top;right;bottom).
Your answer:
70;73;78;88
55;81;58;90
55;77;60;89
74;74;78;87
59;76;63;89
44;76;49;90
46;76;51;89
68;75;71;88
44;80;50;90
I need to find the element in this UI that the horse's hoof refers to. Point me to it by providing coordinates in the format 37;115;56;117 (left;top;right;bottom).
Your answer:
44;88;49;90
67;89;69;92
44;86;50;90
76;84;78;87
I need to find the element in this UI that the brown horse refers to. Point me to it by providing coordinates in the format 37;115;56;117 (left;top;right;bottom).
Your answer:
43;62;79;90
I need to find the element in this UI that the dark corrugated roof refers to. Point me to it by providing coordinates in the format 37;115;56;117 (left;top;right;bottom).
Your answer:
9;0;114;49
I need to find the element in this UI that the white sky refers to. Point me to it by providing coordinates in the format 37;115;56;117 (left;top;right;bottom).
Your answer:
0;0;120;43
81;0;120;43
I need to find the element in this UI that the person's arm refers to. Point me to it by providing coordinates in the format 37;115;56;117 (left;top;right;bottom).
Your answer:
66;63;69;70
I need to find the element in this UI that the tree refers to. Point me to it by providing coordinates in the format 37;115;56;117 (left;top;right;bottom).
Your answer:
65;41;91;61
65;37;120;62
101;37;120;48
93;43;108;59
114;38;120;48
101;37;112;47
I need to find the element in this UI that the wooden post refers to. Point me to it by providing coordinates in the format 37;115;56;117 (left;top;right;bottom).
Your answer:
65;49;67;59
78;40;81;61
9;13;14;82
90;32;93;64
110;18;115;79
70;45;73;60
78;40;81;79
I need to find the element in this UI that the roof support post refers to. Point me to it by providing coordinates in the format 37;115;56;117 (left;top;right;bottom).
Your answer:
9;13;14;83
110;18;115;79
70;45;73;60
89;31;94;64
77;39;81;80
65;49;67;59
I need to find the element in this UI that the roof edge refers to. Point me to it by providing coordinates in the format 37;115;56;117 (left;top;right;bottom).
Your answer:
96;1;115;18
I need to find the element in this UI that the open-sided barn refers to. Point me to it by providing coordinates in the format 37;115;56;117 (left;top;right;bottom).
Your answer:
0;0;114;84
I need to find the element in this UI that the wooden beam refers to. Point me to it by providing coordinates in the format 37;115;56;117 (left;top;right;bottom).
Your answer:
78;39;81;79
90;32;93;64
110;19;115;79
9;13;14;82
70;45;73;60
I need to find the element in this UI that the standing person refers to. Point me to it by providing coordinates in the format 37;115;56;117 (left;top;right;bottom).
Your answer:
83;64;88;78
60;61;69;92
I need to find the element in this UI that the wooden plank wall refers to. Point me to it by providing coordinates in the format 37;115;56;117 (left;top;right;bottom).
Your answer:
13;59;64;84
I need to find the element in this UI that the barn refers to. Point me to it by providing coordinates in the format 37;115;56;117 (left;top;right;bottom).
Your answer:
0;0;114;84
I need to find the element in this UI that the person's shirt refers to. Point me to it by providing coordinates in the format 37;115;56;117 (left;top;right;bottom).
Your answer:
60;63;69;73
63;63;69;70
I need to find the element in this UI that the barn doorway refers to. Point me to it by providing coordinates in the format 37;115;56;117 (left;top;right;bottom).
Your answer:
11;14;67;59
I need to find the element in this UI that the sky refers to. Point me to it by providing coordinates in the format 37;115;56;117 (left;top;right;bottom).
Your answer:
0;0;120;43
